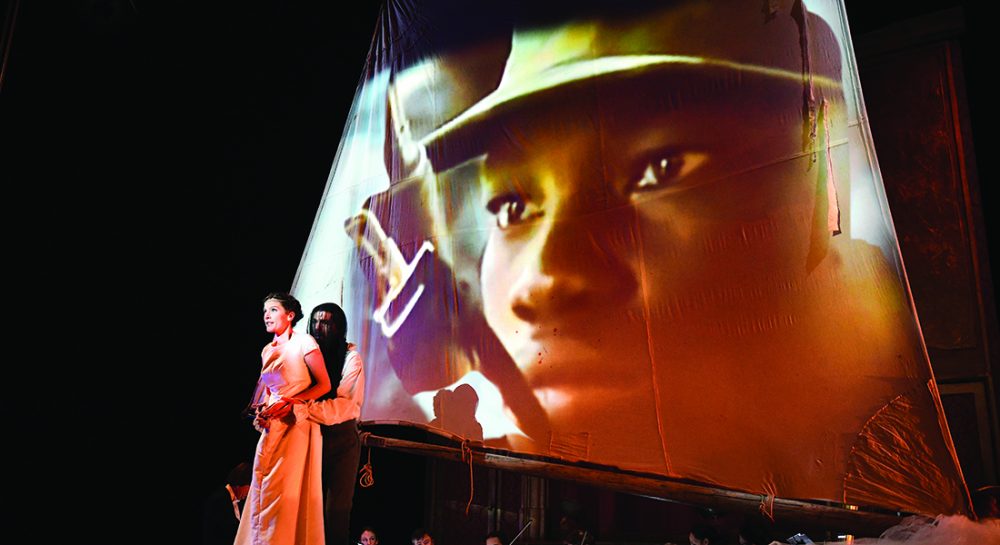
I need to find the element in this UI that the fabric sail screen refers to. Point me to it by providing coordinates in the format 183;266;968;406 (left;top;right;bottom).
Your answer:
292;0;971;517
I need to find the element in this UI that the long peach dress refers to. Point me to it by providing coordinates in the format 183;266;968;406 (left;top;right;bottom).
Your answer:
235;330;325;545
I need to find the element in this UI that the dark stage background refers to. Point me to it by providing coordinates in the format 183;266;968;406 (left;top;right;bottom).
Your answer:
2;1;992;543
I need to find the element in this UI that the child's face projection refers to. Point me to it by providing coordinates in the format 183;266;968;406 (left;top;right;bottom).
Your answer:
476;75;830;421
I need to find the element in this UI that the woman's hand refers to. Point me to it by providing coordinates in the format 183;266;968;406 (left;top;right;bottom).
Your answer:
258;397;300;420
253;414;270;431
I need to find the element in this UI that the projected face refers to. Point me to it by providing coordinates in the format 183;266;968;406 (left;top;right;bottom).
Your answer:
477;75;827;442
356;0;858;473
301;0;971;516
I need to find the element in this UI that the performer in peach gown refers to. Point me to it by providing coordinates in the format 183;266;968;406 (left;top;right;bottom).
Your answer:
236;292;332;545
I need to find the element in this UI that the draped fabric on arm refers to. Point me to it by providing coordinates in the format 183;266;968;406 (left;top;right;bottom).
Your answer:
308;349;366;426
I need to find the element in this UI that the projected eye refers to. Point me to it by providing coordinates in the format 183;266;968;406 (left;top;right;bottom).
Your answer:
486;193;544;229
628;151;708;198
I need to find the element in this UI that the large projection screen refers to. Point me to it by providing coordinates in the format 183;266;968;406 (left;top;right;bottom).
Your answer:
292;0;970;516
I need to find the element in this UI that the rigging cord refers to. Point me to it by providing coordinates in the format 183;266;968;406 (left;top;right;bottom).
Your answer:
461;439;475;515
759;479;777;522
359;432;375;488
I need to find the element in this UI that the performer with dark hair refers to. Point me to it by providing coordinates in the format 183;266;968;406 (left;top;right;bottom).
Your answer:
359;527;379;545
308;302;366;545
236;292;332;545
689;523;720;545
411;528;435;545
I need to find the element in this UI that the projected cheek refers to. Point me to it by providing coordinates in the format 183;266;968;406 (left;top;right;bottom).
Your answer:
480;169;562;326
480;225;537;359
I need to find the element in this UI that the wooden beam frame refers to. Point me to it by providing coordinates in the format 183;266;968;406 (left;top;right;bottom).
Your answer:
360;431;909;536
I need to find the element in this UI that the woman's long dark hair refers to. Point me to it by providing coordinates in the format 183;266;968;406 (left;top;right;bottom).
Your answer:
308;303;349;400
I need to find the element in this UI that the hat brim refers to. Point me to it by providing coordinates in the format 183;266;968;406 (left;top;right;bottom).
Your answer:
420;56;842;171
